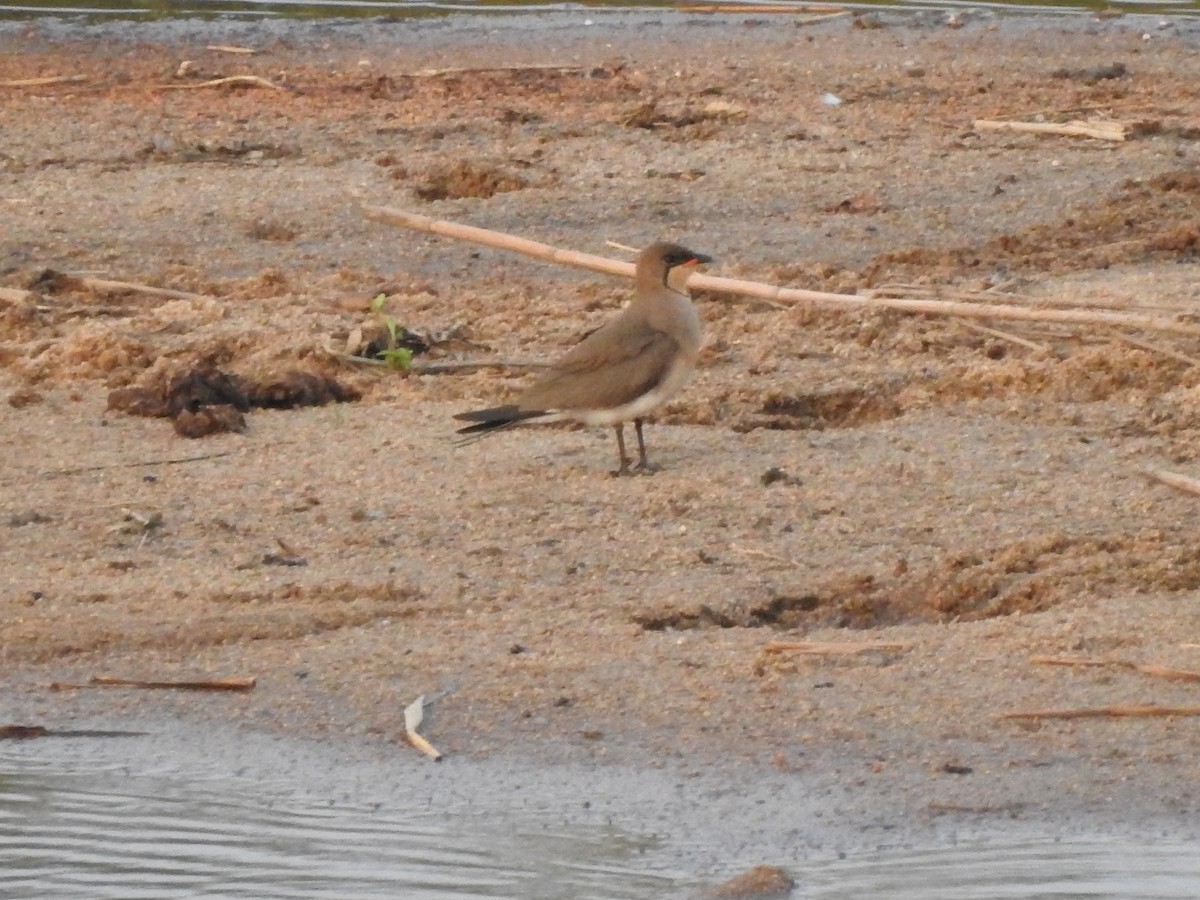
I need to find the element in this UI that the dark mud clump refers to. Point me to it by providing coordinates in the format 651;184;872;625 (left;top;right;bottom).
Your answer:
107;360;360;438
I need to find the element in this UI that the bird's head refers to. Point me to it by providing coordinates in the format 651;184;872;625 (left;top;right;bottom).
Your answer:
639;242;713;288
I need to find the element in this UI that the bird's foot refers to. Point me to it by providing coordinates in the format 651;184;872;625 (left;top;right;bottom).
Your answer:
611;460;634;477
630;458;660;475
610;454;658;477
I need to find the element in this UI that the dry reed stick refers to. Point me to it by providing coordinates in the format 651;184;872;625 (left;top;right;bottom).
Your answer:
1135;663;1200;683
205;44;258;54
155;75;284;91
73;276;216;303
605;239;639;254
1032;655;1200;682
362;205;1200;338
871;283;1038;305
1143;468;1200;498
1031;656;1110;668
973;118;1128;142
959;321;1049;353
0;74;87;87
871;282;1200;314
1115;333;1200;367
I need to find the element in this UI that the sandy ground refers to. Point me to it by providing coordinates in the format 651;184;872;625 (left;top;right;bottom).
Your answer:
4;9;1200;858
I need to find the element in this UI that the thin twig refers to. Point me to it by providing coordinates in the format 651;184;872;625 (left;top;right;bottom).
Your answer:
730;544;796;566
1134;663;1200;683
71;276;217;303
48;451;235;477
1115;333;1200;368
959;321;1049;353
205;44;258;54
0;74;87;87
329;349;548;373
1032;655;1200;682
762;640;912;655
1000;705;1200;720
50;676;255;692
361;205;1200;337
605;240;639;254
155;75;285;91
415;359;549;374
1031;655;1111;668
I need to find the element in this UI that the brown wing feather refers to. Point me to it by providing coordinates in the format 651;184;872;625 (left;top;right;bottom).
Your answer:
518;325;680;412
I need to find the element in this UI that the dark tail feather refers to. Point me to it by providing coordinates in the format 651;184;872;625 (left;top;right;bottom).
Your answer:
453;405;548;445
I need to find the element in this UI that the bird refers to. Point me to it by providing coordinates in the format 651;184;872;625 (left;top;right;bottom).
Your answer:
454;241;713;476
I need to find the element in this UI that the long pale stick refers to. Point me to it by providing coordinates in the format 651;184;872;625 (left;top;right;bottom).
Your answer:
361;206;1200;338
973;118;1128;142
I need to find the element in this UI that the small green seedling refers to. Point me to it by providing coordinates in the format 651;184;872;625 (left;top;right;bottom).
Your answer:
370;293;414;372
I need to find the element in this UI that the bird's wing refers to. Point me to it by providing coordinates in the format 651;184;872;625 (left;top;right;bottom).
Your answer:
518;325;681;412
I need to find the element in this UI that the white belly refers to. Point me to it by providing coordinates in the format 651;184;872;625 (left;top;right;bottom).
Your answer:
570;359;694;426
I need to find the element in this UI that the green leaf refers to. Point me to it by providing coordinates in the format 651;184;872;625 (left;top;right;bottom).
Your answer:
377;347;413;371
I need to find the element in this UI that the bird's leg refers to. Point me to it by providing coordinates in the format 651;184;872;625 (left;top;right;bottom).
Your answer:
611;423;633;477
631;418;658;474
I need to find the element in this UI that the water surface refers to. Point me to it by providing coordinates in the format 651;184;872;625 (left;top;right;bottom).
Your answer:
3;736;1199;899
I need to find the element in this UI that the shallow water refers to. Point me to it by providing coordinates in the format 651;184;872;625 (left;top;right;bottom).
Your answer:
3;738;1200;900
816;841;1200;899
0;768;688;899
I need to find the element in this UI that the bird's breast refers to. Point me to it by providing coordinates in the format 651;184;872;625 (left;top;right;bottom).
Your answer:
645;291;702;356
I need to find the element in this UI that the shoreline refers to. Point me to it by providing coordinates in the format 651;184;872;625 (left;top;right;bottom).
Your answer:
5;710;1198;869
